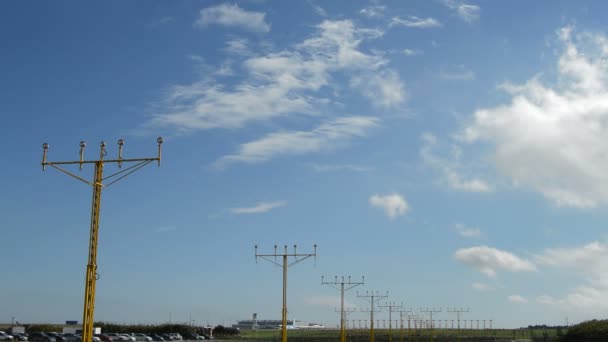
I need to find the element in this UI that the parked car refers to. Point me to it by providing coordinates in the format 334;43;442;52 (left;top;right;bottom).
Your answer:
29;333;56;342
106;335;128;342
119;335;134;342
94;334;112;342
13;333;28;341
168;334;181;341
46;333;65;342
0;332;13;342
132;334;151;342
61;333;80;342
147;334;164;342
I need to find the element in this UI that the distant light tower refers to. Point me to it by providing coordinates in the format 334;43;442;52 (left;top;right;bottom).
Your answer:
322;275;364;342
420;307;442;342
379;302;403;342
255;244;317;342
358;291;388;342
41;138;163;342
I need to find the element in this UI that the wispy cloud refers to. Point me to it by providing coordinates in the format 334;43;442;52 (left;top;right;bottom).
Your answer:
508;295;528;304
440;65;475;80
308;0;327;17
146;20;404;133
472;282;493;292
369;193;409;220
442;0;481;23
454;245;536;277
216;116;380;167
230;201;286;214
403;49;423;56
195;4;270;33
359;5;386;18
456;223;481;237
308;163;373;173
155;226;177;233
390;16;442;29
420;133;492;193
462;27;608;208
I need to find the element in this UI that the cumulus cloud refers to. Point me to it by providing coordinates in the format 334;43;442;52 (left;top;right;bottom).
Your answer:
390;16;442;29
508;295;528;304
442;0;480;23
369;193;409;220
196;4;270;33
216;116;379;166
456;223;481;237
534;241;608;312
230;200;286;214
147;20;404;133
454;245;536;277
463;26;608;208
421;133;492;193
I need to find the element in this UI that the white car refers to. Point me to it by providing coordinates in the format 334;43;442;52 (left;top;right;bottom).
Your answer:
106;334;129;342
132;334;151;342
0;331;13;342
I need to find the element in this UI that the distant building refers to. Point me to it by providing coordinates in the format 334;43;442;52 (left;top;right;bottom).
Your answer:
233;319;300;330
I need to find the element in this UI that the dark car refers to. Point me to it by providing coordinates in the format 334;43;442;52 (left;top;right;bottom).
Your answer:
29;333;56;342
147;335;164;342
95;335;112;342
47;333;66;342
13;333;29;341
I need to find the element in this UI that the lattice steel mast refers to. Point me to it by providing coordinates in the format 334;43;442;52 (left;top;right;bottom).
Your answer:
41;138;163;342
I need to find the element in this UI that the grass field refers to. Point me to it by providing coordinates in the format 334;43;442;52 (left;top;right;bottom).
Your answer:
230;327;564;341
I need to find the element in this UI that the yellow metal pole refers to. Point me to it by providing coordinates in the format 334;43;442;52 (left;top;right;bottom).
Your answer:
370;296;375;342
282;254;287;342
340;282;345;342
82;160;103;342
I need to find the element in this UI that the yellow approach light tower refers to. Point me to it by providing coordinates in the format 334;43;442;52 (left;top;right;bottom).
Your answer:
41;138;163;342
321;276;364;342
357;290;388;342
255;244;317;342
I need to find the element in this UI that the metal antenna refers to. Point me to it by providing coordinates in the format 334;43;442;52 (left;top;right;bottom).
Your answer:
357;290;388;342
420;307;442;342
255;244;317;342
41;137;163;342
322;275;364;342
447;307;470;342
379;302;404;342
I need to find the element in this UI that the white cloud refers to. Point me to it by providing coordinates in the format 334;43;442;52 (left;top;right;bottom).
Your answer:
359;5;386;18
456;223;481;237
350;69;406;108
442;0;481;23
534;241;608;312
230;200;286;214
308;163;373;173
463;27;608;208
195;4;270;33
440;65;475;80
403;49;423;56
472;282;493;292
147;20;404;133
308;0;327;17
155;226;177;233
390;16;442;29
421;133;492;193
508;295;528;304
454;245;536;277
369;193;409;220
216;116;379;166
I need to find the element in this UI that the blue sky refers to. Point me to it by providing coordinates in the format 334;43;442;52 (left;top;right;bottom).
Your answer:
3;0;608;329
